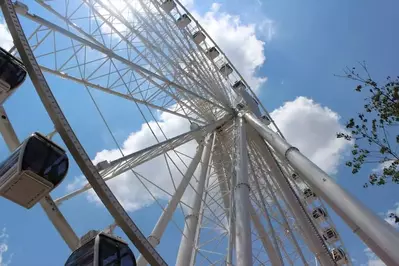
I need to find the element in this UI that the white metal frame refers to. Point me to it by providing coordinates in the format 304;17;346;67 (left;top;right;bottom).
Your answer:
1;0;397;265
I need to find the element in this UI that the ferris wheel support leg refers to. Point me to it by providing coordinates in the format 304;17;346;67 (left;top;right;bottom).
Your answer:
226;152;236;266
248;125;334;265
233;116;253;266
0;105;79;250
249;203;283;266
136;142;205;266
249;139;309;265
245;111;399;265
248;158;284;265
176;134;213;266
212;138;231;217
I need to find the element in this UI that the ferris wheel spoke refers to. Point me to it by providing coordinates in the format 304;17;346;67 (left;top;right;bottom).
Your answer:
16;8;230;118
91;0;230;108
54;117;230;205
128;0;231;105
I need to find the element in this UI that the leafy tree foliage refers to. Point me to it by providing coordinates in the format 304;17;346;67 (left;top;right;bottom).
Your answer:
336;63;399;187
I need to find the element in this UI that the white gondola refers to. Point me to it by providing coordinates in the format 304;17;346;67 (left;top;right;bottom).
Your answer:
65;231;137;266
205;47;219;60
331;248;348;265
233;80;262;117
96;160;111;172
176;14;191;29
322;227;340;244
0;132;69;209
192;31;206;44
261;115;271;126
312;207;328;222
0;47;27;105
291;172;299;180
303;188;317;203
219;63;233;77
233;80;246;91
161;0;176;13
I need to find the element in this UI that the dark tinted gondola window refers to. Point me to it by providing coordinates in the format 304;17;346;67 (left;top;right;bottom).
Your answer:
99;236;119;266
65;239;95;266
22;137;68;186
0;47;26;89
99;236;136;266
120;244;136;266
0;146;21;179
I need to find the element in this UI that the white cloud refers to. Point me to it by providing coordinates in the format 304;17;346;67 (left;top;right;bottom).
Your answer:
384;202;399;229
191;3;268;92
68;111;198;212
363;248;386;266
0;19;13;50
271;97;351;175
257;18;276;42
67;97;351;219
0;228;12;266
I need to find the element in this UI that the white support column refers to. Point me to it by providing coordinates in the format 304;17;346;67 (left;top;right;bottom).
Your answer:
249;159;284;266
249;203;282;266
176;134;213;266
0;105;79;250
233;116;252;266
255;157;309;265
0;106;19;151
226;155;236;266
245;111;399;265
251;131;334;265
136;142;205;266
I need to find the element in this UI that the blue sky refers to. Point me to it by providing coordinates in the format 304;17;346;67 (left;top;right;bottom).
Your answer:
0;0;398;265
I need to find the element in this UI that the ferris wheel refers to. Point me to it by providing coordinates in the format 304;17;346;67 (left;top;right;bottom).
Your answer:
0;0;399;265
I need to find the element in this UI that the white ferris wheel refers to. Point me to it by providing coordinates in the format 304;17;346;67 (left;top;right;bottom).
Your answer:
0;0;398;265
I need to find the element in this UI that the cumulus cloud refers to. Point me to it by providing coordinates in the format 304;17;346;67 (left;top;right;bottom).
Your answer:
363;248;386;266
68;111;199;212
384;202;399;229
191;3;268;92
0;19;13;50
271;97;351;175
0;228;12;266
67;97;350;217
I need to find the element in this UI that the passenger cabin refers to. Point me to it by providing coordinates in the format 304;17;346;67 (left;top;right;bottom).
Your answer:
322;227;339;244
161;0;176;13
261;115;271;126
205;47;219;60
0;47;27;105
96;160;111;172
233;81;262;117
291;172;299;180
233;80;246;91
65;232;137;266
0;132;69;209
219;63;233;77
303;188;317;204
176;14;191;29
192;31;206;44
331;248;348;265
311;207;328;222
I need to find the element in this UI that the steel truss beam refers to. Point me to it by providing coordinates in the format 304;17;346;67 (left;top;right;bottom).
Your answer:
176;133;213;265
1;1;166;264
244;111;399;265
55;115;231;205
